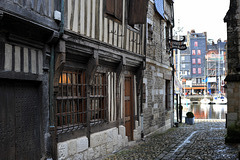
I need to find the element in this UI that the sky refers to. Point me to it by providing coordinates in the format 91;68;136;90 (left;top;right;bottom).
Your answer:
173;0;230;42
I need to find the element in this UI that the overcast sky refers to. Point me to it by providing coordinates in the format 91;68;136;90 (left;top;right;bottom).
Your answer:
173;0;230;42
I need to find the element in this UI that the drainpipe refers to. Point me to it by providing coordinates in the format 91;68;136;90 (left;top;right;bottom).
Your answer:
60;0;65;36
141;9;148;139
49;46;55;128
171;1;175;127
49;0;64;159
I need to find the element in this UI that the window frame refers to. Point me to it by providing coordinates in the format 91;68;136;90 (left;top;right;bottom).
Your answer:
198;68;202;74
197;50;201;55
90;72;108;125
192;58;196;64
197;58;201;64
192;50;196;55
193;68;196;74
56;70;87;133
194;41;198;47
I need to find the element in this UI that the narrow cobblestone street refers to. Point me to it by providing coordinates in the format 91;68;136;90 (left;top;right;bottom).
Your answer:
104;119;239;160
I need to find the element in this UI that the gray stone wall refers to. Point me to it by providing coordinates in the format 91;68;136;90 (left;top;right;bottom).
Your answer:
224;0;240;142
143;1;173;136
57;124;142;160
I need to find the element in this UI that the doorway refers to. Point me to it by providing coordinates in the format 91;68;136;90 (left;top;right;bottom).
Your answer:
0;79;41;160
124;76;134;141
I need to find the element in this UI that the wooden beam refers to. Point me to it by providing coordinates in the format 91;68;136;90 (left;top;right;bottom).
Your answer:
116;56;126;128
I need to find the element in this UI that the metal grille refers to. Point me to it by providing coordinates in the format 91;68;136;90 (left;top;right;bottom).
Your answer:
56;71;87;133
90;72;107;126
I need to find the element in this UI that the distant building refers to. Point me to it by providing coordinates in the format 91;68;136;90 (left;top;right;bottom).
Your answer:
189;31;207;95
176;31;207;95
206;40;226;95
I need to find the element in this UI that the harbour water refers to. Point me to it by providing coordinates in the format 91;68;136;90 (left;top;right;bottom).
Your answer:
175;103;227;123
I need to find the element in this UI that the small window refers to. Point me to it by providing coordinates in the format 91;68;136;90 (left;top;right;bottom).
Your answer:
198;58;201;64
181;56;185;61
192;58;196;64
165;80;171;110
143;83;146;103
193;68;196;74
182;64;186;68
197;50;201;55
147;23;153;41
192;50;196;55
194;41;198;47
198;68;202;74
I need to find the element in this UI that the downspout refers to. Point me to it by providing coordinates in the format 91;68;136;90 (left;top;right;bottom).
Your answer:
49;0;64;159
141;1;148;139
171;1;175;126
60;0;65;37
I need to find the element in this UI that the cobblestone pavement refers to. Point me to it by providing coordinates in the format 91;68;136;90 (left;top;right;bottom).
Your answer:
104;119;239;160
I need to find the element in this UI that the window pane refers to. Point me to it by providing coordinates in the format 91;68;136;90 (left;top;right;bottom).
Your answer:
198;50;201;55
192;50;196;55
198;58;201;64
192;58;196;64
193;68;196;74
194;42;198;47
198;68;201;74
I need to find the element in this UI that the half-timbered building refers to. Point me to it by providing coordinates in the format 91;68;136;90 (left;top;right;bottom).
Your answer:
0;0;60;159
0;0;177;159
54;0;148;159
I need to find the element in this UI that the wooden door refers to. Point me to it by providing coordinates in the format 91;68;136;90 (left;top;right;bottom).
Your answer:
0;79;41;160
124;76;134;141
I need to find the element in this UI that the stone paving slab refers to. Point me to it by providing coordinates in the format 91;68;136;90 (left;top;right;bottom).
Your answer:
103;119;239;160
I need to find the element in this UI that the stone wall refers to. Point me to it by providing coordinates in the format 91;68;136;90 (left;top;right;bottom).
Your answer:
224;0;240;142
57;123;142;160
143;62;173;136
143;1;173;136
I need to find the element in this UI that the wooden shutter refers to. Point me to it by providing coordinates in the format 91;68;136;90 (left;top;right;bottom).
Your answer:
106;0;123;21
128;0;148;25
106;0;115;15
115;0;123;20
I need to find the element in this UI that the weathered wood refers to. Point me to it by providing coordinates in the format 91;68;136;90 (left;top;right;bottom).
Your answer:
0;0;59;30
0;41;5;70
64;0;145;55
99;0;103;41
86;0;91;37
86;50;99;85
91;0;96;39
124;75;134;141
128;0;148;25
106;0;115;15
109;20;113;45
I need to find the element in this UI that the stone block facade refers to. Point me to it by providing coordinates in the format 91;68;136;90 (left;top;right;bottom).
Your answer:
143;0;174;137
224;0;240;142
57;124;142;160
